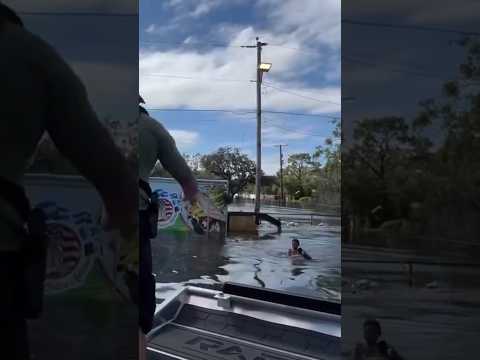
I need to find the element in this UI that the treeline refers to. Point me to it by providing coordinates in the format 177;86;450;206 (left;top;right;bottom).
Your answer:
343;37;480;253
26;102;341;212
152;122;341;210
241;121;341;208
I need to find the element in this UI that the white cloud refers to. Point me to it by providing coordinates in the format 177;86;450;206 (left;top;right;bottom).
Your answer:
144;22;181;36
183;36;195;44
140;0;340;112
258;0;340;49
168;129;200;149
163;0;225;22
140;0;339;160
140;50;340;113
261;153;282;176
146;24;157;33
189;0;221;18
140;22;340;114
262;124;308;141
165;0;184;9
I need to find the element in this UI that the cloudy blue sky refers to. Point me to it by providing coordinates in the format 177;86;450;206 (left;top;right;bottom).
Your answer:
139;0;341;175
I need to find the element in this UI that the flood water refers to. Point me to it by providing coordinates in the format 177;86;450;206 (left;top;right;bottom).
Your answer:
151;202;341;302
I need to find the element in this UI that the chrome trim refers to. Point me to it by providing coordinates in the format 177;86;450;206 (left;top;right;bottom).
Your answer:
152;286;341;337
146;347;190;360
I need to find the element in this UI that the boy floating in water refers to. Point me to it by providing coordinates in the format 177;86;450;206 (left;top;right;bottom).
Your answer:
288;238;312;260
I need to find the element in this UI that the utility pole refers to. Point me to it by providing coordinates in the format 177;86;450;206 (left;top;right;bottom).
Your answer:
242;37;268;223
274;144;287;207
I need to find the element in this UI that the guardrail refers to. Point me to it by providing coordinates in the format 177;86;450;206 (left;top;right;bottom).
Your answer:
343;258;480;287
263;212;341;225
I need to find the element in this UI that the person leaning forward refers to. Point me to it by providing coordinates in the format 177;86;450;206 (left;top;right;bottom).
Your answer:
0;4;137;359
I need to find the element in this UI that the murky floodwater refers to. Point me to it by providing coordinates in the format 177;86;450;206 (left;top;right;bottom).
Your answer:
151;203;341;302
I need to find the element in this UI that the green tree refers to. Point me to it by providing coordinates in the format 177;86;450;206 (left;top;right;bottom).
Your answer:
283;153;313;200
313;120;341;195
349;116;410;182
201;147;256;202
343;37;480;246
416;37;480;213
342;116;427;218
183;152;202;174
261;175;279;195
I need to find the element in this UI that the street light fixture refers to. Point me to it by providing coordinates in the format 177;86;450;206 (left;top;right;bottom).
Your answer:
258;63;272;83
259;62;272;72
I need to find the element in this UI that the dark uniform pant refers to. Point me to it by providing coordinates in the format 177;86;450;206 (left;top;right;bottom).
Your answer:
139;209;156;335
0;252;30;360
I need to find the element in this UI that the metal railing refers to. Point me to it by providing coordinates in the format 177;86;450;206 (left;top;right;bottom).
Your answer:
343;258;480;287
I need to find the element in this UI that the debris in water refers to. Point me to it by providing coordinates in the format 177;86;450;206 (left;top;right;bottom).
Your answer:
352;279;378;291
172;270;179;274
355;279;370;288
426;281;438;289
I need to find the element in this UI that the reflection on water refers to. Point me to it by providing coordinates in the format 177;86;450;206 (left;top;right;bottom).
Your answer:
151;204;341;302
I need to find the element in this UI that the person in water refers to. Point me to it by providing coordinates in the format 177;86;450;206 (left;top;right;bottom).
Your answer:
0;4;137;359
288;238;312;260
137;96;202;359
353;319;403;360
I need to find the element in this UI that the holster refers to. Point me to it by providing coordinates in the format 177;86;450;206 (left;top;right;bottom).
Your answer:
139;179;159;239
21;208;48;319
0;177;48;319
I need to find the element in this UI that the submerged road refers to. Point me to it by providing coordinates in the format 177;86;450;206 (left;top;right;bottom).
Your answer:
151;203;341;302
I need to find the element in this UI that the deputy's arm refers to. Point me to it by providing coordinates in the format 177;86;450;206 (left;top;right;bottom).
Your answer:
153;120;199;201
38;38;137;237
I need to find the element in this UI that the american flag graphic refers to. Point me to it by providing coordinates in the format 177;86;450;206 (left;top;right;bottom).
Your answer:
46;223;82;280
159;198;175;223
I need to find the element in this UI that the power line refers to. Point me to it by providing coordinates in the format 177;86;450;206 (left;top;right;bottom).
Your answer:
140;74;342;104
263;110;339;119
266;44;322;55
262;82;341;105
140;39;325;54
342;19;480;37
145;108;339;119
343;55;480;84
145;108;253;115
266;124;325;138
343;56;450;80
141;73;253;83
140;40;245;49
263;119;327;138
264;114;339;123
